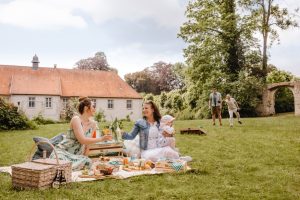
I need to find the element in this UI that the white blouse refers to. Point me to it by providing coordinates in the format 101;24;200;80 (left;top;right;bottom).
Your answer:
147;122;160;149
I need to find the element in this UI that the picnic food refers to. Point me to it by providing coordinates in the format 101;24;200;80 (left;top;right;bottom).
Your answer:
82;168;89;175
146;160;155;168
99;156;110;162
156;160;172;168
123;157;129;165
93;162;115;176
100;167;113;175
102;128;111;135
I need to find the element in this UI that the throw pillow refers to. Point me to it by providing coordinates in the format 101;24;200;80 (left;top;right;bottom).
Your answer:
32;133;64;160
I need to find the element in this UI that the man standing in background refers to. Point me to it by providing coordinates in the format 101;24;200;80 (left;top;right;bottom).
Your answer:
209;87;222;126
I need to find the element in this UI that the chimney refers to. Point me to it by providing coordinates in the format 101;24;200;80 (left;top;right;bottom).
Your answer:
32;54;39;70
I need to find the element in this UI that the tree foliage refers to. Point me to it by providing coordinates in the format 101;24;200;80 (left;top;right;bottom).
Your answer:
177;0;264;118
266;68;294;83
75;52;117;72
125;61;185;94
178;0;254;81
239;0;298;78
0;98;37;130
172;0;298;118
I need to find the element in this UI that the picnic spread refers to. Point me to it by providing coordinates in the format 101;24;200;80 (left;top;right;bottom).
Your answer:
0;119;193;190
79;156;190;179
0;155;192;190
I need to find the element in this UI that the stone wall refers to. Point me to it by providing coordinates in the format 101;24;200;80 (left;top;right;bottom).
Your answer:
256;81;300;116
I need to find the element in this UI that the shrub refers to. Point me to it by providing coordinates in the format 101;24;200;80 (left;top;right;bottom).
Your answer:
60;97;79;121
175;108;195;120
94;110;106;122
125;114;131;122
144;93;154;101
0;97;37;130
32;114;56;125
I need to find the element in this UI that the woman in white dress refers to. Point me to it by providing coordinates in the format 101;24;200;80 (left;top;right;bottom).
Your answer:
122;101;179;162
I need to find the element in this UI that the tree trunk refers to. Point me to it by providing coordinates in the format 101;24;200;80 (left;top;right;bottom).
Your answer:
222;0;241;80
262;0;272;82
262;31;268;79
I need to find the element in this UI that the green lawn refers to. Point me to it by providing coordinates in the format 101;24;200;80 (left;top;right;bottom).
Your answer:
0;114;299;199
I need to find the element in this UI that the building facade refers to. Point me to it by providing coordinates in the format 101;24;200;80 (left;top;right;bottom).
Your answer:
0;58;143;121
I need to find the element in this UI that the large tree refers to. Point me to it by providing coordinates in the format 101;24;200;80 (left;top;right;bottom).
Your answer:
178;0;248;109
75;52;116;72
125;61;185;94
179;0;250;81
239;0;298;79
124;70;156;94
178;0;265;117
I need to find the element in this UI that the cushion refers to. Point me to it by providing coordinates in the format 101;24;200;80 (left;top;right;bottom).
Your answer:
123;136;141;158
32;133;64;160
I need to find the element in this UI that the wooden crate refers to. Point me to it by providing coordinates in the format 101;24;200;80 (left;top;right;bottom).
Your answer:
87;143;123;157
180;128;207;135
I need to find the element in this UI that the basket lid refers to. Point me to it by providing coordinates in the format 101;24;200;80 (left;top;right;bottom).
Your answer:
12;162;55;170
33;158;71;165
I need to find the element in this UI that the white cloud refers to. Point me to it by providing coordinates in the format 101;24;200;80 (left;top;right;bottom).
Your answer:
106;43;184;78
0;0;185;30
269;27;300;76
0;0;87;29
80;0;185;28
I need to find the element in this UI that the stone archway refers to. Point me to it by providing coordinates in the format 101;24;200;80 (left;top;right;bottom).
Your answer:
256;81;300;116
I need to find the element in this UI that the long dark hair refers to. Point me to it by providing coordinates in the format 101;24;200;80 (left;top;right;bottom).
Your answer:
78;96;92;114
143;100;161;123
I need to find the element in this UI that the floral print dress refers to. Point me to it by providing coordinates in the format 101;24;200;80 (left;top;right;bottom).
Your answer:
50;128;92;171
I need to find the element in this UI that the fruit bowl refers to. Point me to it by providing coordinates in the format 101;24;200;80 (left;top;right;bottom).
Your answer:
100;167;113;175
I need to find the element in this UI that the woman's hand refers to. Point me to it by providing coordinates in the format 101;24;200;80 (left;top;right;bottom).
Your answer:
162;131;173;137
120;130;127;136
102;134;113;141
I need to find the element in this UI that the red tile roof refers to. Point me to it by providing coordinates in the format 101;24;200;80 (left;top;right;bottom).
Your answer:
0;65;142;99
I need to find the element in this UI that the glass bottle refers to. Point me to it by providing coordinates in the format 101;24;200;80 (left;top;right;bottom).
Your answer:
60;170;67;186
52;170;61;189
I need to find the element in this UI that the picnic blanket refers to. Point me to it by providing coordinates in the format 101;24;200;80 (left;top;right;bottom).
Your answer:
0;165;189;182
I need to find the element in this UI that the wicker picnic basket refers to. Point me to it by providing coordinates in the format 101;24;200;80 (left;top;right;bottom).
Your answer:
11;141;72;190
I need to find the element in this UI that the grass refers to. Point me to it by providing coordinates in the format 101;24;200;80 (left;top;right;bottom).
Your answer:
0;114;299;199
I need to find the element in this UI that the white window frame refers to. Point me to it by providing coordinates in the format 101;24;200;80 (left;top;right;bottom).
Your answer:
28;97;35;108
62;98;68;109
108;99;114;109
126;100;132;110
45;97;52;108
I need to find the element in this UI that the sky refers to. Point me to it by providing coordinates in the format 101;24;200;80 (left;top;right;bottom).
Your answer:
0;0;299;79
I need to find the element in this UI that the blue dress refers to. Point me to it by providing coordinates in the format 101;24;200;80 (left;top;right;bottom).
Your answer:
50;129;92;171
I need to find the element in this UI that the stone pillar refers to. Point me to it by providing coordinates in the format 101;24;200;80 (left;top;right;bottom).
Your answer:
256;87;275;116
294;81;300;116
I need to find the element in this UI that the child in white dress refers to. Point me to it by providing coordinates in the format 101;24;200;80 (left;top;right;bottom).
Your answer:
158;115;176;149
